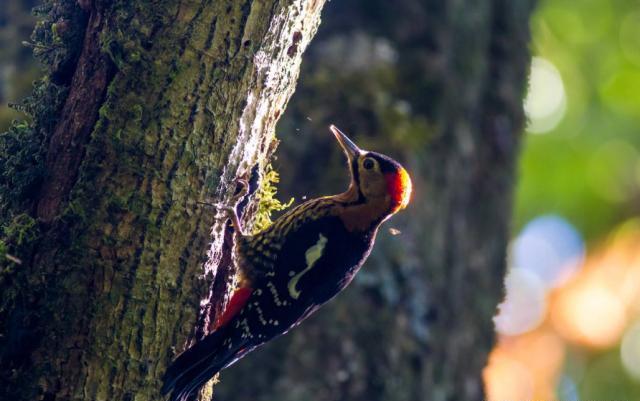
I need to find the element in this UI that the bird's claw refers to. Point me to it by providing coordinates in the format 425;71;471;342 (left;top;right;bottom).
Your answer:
200;202;245;235
198;178;250;235
233;178;250;203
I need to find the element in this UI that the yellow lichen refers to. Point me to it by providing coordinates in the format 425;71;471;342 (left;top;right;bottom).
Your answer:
251;164;293;234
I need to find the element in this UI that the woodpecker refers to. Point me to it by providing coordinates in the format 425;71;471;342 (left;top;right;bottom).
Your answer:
162;125;412;401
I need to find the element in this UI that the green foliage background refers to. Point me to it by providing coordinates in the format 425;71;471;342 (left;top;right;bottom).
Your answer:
517;0;640;397
518;0;640;241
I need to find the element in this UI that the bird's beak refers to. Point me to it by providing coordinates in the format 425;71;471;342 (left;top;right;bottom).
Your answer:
330;125;362;162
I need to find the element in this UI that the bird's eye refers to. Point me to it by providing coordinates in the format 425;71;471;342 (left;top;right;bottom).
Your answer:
363;158;375;170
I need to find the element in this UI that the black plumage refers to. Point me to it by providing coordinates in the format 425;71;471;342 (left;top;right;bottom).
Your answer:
162;126;411;401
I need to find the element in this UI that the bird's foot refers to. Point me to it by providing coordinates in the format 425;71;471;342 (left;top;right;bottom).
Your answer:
231;178;250;205
198;178;250;235
218;204;245;235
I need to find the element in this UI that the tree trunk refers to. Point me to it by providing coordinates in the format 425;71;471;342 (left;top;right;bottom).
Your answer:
215;1;535;401
0;0;325;400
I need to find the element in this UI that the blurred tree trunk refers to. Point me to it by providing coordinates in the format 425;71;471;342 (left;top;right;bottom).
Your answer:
216;1;535;401
0;0;325;400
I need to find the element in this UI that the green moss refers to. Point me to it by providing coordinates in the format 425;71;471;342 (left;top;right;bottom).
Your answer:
0;213;39;272
2;1;323;399
251;164;293;234
0;0;86;232
0;213;39;320
3;214;38;247
0;4;79;377
0;79;68;214
30;0;87;75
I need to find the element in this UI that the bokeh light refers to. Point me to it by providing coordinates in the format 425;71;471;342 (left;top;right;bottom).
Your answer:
552;283;626;348
511;214;585;288
494;267;547;336
484;349;534;401
621;320;640;380
524;57;567;134
495;214;584;336
548;220;640;349
491;220;640;398
485;328;565;401
557;375;580;401
490;0;640;399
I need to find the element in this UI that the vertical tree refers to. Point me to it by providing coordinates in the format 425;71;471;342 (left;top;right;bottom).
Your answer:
216;1;536;401
0;0;326;400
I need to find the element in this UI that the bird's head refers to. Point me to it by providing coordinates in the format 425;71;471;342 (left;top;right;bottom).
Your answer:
330;125;412;218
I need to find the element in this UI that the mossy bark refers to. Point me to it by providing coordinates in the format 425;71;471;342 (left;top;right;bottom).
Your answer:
0;0;326;400
215;1;535;401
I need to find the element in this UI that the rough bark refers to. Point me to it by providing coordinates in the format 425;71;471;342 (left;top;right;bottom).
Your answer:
215;1;535;401
0;0;325;400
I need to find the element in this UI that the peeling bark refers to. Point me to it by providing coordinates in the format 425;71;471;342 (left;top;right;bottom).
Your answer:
0;1;326;400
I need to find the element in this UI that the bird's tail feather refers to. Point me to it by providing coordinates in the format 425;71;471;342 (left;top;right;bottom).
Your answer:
161;325;243;401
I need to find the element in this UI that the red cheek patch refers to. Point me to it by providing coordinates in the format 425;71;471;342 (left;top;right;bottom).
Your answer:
385;168;412;212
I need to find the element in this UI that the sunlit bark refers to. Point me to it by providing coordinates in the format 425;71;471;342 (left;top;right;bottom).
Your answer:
0;1;325;400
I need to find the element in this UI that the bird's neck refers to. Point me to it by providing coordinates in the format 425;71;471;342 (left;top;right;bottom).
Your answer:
333;181;360;203
332;184;393;233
